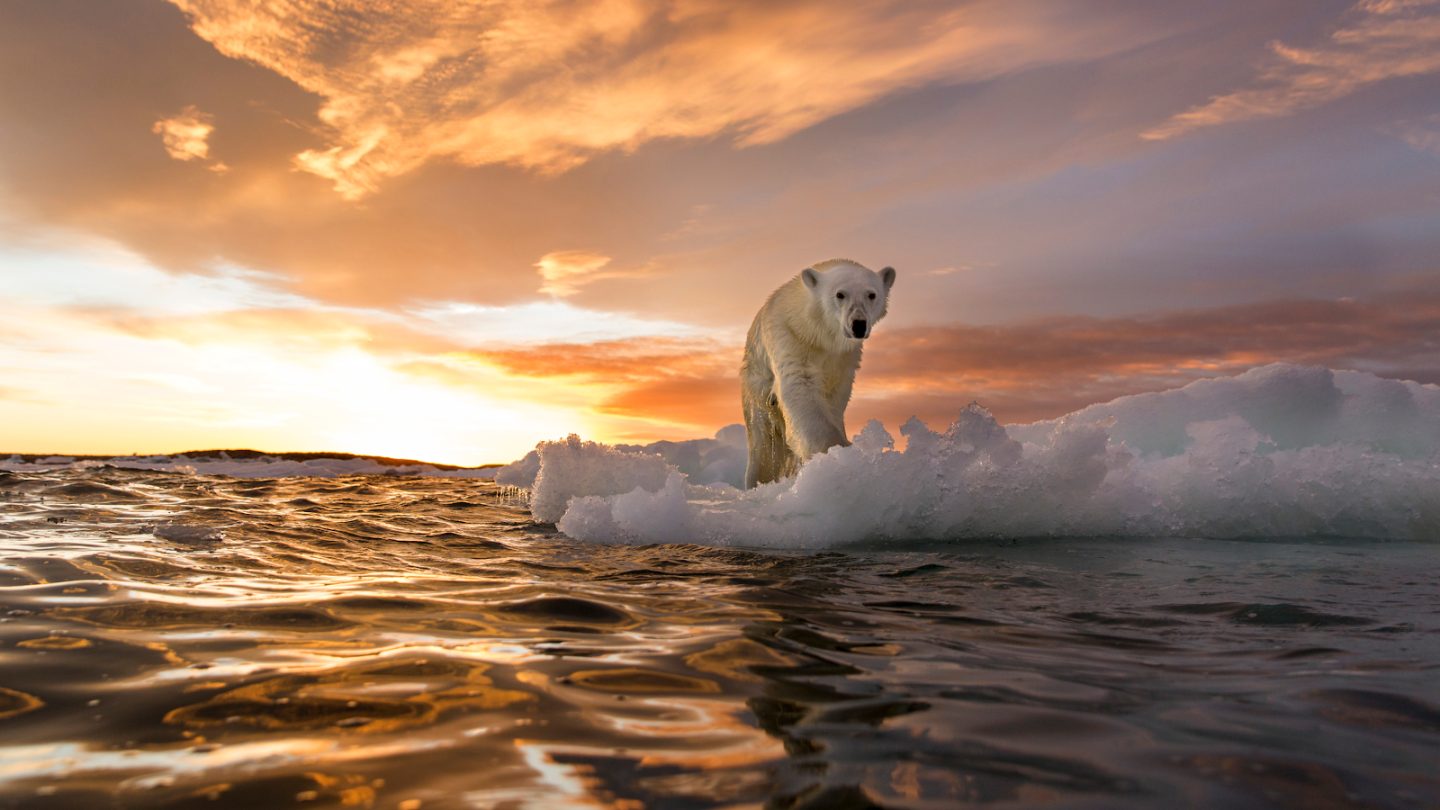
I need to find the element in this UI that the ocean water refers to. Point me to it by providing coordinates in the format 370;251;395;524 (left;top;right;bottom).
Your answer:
2;466;1438;809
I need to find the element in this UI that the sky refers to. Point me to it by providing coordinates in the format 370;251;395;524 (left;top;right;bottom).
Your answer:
1;0;1438;465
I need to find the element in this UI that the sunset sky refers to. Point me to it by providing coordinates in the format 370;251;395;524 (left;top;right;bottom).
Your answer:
2;0;1438;465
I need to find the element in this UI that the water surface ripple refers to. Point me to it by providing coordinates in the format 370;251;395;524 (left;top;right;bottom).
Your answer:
0;467;1437;808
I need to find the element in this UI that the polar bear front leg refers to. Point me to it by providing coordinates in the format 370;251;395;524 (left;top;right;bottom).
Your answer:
777;372;848;460
743;389;793;488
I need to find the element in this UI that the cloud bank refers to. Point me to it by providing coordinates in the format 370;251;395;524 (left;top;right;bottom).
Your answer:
166;0;1146;197
1145;0;1440;140
471;288;1440;432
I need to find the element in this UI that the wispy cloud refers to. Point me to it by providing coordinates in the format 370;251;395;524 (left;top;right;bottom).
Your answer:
859;290;1440;425
475;337;739;433
166;0;1146;197
470;289;1440;432
479;337;733;383
152;105;212;161
535;250;614;297
0;384;42;405
412;299;704;345
1392;112;1440;154
1144;0;1440;140
0;241;304;314
152;105;227;171
533;251;659;298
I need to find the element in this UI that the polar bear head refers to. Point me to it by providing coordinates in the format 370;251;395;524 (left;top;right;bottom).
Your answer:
801;259;897;341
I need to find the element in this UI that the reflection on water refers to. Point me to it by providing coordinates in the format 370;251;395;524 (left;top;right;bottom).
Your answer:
1;467;1438;808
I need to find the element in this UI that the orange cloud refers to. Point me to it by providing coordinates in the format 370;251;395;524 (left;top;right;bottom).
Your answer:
475;337;738;434
1144;0;1440;140
599;374;738;434
152;105;227;172
85;302;739;441
478;337;733;381
855;292;1440;425
165;0;1148;197
152;105;212;161
97;306;457;356
468;289;1440;434
535;250;613;297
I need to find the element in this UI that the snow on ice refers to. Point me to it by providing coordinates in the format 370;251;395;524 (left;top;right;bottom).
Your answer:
515;365;1440;546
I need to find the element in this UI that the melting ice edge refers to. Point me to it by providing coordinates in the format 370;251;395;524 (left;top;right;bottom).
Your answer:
6;363;1437;547
499;364;1440;546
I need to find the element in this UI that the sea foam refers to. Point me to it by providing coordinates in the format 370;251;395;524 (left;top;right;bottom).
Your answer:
508;364;1440;546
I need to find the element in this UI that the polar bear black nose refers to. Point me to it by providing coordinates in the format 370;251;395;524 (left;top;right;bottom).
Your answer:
852;318;868;339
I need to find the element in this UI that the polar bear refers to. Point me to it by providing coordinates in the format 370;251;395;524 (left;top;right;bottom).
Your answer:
741;259;896;488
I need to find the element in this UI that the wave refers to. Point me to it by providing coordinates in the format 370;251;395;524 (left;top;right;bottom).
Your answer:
517;364;1440;546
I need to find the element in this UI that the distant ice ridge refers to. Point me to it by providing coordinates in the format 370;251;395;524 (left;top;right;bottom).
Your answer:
521;365;1440;546
0;454;494;479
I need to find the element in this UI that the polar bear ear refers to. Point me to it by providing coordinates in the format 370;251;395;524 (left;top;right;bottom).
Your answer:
801;268;820;290
881;266;896;289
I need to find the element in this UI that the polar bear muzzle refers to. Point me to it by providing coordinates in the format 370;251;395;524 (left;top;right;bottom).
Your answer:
851;318;869;339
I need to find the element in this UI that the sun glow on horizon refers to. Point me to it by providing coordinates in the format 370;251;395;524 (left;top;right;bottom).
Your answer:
301;349;579;466
0;313;582;466
0;239;712;466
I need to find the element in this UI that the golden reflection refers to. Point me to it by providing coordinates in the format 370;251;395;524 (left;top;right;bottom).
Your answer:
182;782;232;802
514;693;786;775
891;761;922;801
54;602;351;632
566;668;720;695
306;771;382;807
513;668;785;772
429;617;505;636
683;638;795;682
145;640;190;667
450;640;543;665
614;697;786;770
0;686;44;720
165;656;532;734
491;742;610;810
16;636;93;650
183;681;230;693
874;759;993;805
626;599;785;627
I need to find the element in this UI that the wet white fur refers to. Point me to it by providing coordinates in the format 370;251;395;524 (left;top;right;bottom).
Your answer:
741;259;896;488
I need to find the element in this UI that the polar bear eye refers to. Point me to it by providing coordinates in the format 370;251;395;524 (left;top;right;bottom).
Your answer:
867;292;876;300
836;292;846;301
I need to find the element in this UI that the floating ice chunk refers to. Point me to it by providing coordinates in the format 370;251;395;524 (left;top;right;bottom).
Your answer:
493;424;747;490
522;365;1440;546
558;470;693;543
691;425;748;488
494;450;541;486
852;420;894;453
529;435;673;523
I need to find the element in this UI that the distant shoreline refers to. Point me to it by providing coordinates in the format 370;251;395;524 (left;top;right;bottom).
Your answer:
0;449;501;472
